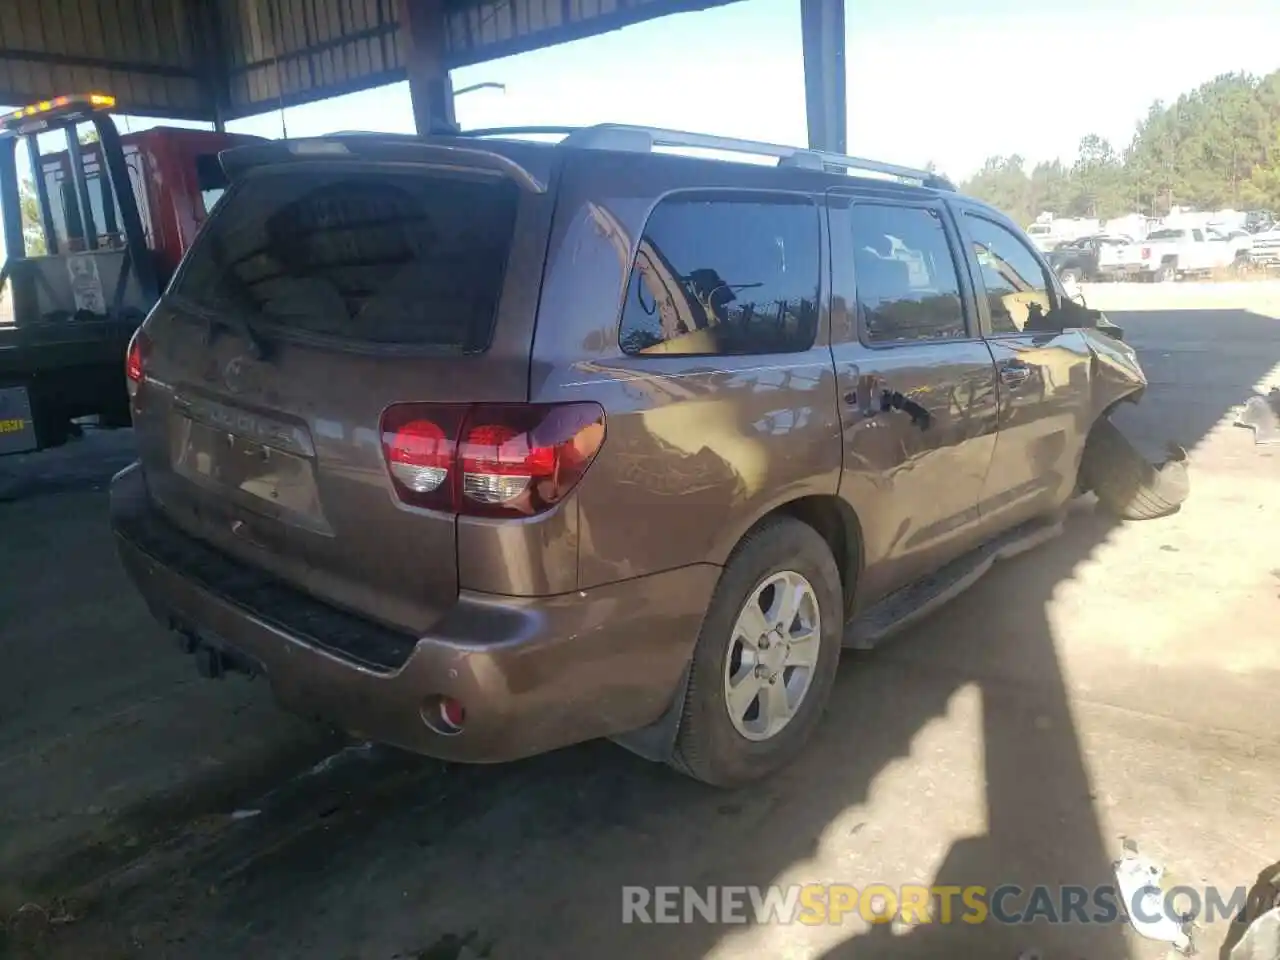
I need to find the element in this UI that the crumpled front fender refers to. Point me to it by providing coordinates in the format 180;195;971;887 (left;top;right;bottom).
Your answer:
1081;325;1147;419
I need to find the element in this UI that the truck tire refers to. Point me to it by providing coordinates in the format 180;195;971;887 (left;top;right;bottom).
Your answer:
670;516;843;787
1080;417;1189;521
1059;267;1083;284
1156;261;1177;283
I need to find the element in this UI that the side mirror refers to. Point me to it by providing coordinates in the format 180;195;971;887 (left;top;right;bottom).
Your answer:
1056;294;1102;327
1054;271;1085;304
1060;274;1087;308
1076;304;1124;340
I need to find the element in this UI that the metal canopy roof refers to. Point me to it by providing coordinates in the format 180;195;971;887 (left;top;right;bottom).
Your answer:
0;0;739;122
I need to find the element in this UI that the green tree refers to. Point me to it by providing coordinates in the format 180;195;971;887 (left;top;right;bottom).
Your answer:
963;155;1035;224
962;67;1280;223
19;178;45;255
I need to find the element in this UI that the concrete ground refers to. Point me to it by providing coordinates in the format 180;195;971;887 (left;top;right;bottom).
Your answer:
2;283;1279;959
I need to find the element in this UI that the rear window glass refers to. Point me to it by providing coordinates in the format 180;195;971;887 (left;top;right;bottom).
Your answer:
619;194;820;356
172;169;519;350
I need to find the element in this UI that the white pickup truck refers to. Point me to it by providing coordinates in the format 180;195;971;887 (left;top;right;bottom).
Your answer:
1249;223;1280;266
1123;227;1251;281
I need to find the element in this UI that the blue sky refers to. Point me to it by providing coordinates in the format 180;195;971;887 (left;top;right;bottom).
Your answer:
11;0;1280;182
211;0;1280;180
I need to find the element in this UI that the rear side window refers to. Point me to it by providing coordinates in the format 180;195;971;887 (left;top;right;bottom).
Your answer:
172;169;519;350
619;194;819;356
850;203;967;344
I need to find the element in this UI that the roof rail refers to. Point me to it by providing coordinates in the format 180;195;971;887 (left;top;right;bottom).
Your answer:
560;123;956;191
459;126;582;139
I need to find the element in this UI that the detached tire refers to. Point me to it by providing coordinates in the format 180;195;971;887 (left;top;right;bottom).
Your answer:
1080;417;1189;521
670;516;843;787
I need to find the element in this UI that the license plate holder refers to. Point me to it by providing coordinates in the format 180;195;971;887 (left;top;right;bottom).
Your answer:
0;385;38;455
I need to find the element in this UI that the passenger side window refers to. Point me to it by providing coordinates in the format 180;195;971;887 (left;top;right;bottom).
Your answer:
849;203;967;343
964;215;1056;336
619;195;819;356
1192;229;1205;242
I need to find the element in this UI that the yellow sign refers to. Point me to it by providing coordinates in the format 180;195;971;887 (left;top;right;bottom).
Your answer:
0;418;26;433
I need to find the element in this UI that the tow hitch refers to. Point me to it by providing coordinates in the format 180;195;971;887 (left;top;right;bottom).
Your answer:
173;623;258;679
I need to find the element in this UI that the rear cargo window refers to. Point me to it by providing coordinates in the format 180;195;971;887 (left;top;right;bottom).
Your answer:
619;193;819;356
171;169;519;350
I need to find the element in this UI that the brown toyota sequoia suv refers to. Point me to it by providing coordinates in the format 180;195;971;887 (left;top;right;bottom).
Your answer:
111;125;1188;786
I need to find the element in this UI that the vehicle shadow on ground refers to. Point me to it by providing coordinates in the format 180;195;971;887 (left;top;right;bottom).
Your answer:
15;306;1280;960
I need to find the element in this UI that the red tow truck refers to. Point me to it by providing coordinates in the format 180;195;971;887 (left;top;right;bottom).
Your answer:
0;93;262;453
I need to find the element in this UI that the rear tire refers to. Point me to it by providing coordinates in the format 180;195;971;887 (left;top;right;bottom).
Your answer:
1156;262;1177;283
1080;417;1189;521
670;516;843;787
1059;268;1082;285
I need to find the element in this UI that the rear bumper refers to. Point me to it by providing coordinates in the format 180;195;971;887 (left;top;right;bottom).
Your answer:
110;463;717;763
1097;264;1145;279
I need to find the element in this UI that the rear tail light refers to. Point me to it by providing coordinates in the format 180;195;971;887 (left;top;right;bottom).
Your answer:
380;402;605;518
387;419;452;493
125;328;150;398
1141;246;1151;260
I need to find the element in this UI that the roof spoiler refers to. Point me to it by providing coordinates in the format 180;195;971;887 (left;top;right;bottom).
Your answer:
216;136;547;193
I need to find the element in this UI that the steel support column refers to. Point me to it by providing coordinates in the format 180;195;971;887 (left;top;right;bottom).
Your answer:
401;0;458;135
800;0;847;154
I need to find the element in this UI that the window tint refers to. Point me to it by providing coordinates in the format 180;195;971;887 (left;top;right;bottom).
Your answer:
1192;228;1205;242
850;203;966;343
619;195;819;356
172;169;519;350
964;215;1055;335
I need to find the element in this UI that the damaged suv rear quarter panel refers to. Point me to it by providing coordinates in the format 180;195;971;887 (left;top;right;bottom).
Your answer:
530;149;844;593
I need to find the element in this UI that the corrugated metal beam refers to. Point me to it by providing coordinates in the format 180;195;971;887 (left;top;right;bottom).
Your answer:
442;0;738;67
216;0;749;120
799;0;846;154
0;0;768;122
0;48;196;79
402;0;456;133
0;0;215;120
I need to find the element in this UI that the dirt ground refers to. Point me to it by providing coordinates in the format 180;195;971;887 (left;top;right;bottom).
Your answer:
2;283;1279;960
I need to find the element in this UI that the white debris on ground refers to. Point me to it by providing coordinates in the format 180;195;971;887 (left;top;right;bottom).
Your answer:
1235;389;1280;443
1113;846;1194;954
